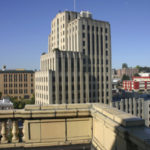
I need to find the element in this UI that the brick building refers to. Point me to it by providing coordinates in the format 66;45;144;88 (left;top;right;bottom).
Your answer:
123;76;150;91
0;68;35;99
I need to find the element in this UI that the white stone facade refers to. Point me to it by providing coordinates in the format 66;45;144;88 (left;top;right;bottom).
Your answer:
35;11;112;105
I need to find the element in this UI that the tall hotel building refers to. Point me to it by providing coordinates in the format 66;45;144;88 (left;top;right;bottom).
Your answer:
35;11;112;105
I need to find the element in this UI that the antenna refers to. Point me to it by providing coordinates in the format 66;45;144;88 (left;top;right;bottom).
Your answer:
74;0;76;11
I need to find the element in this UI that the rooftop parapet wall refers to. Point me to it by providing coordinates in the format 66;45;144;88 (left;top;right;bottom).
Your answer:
0;103;150;150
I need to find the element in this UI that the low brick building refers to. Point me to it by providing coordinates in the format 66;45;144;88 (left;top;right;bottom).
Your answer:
0;68;35;100
123;76;150;91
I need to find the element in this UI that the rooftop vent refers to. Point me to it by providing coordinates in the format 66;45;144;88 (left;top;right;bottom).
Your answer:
80;11;92;18
2;65;6;71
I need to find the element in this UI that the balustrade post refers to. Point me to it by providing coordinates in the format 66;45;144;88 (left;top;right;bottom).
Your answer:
1;120;8;143
12;120;19;143
22;120;25;142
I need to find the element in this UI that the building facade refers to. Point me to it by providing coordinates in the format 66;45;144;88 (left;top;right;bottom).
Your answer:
123;76;150;91
0;69;35;100
117;68;139;79
112;98;150;127
35;11;112;105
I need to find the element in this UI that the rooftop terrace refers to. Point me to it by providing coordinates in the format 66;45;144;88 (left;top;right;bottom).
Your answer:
0;103;150;150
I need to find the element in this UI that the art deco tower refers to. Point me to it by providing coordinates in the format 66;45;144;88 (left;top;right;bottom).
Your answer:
35;11;112;104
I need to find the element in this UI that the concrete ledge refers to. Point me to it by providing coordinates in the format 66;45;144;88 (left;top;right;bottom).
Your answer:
92;103;145;127
25;105;41;110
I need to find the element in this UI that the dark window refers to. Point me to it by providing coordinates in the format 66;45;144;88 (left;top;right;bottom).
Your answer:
78;84;80;90
59;57;61;72
77;58;80;72
96;27;98;32
82;33;85;38
92;26;94;31
83;67;86;72
83;49;85;54
83;58;86;64
105;28;108;33
31;89;34;94
87;25;90;31
65;57;68;72
71;58;74;72
65;76;68;82
106;59;108;65
82;25;85;30
106;51;108;56
105;36;108;41
78;76;80;82
59;85;62;91
53;86;55;92
106;76;109;81
97;34;99;55
83;41;85;46
59;76;62;82
101;35;103;55
72;76;74;82
106;67;108;72
66;85;68;90
84;84;86;90
88;33;90;54
105;43;108;48
92;34;95;55
88;67;91;72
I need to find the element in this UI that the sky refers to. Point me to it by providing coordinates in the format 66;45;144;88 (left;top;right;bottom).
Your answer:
0;0;150;70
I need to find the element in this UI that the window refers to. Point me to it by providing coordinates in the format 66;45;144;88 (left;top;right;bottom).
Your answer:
59;57;61;72
65;85;68;90
106;67;108;72
92;26;94;31
78;76;80;82
105;43;108;48
71;58;74;72
106;76;108;81
83;58;86;64
53;86;55;92
106;51;108;56
65;76;68;82
82;25;85;30
106;59;108;65
105;28;108;33
82;33;85;38
96;27;98;32
72;76;74;82
83;41;85;46
65;57;68;72
83;49;85;54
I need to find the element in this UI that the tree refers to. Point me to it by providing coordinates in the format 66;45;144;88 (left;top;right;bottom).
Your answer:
30;94;35;104
122;74;130;81
134;73;140;77
122;63;128;69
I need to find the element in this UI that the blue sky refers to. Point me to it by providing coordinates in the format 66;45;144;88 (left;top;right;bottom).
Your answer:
0;0;150;70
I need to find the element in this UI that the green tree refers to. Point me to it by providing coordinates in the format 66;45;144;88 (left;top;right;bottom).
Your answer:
134;73;140;77
122;63;128;68
30;94;35;104
122;74;130;81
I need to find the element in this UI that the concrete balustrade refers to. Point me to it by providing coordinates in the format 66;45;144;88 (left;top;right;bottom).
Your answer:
0;103;150;150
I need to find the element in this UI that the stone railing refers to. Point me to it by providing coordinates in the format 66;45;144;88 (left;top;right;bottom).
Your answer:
0;103;150;150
